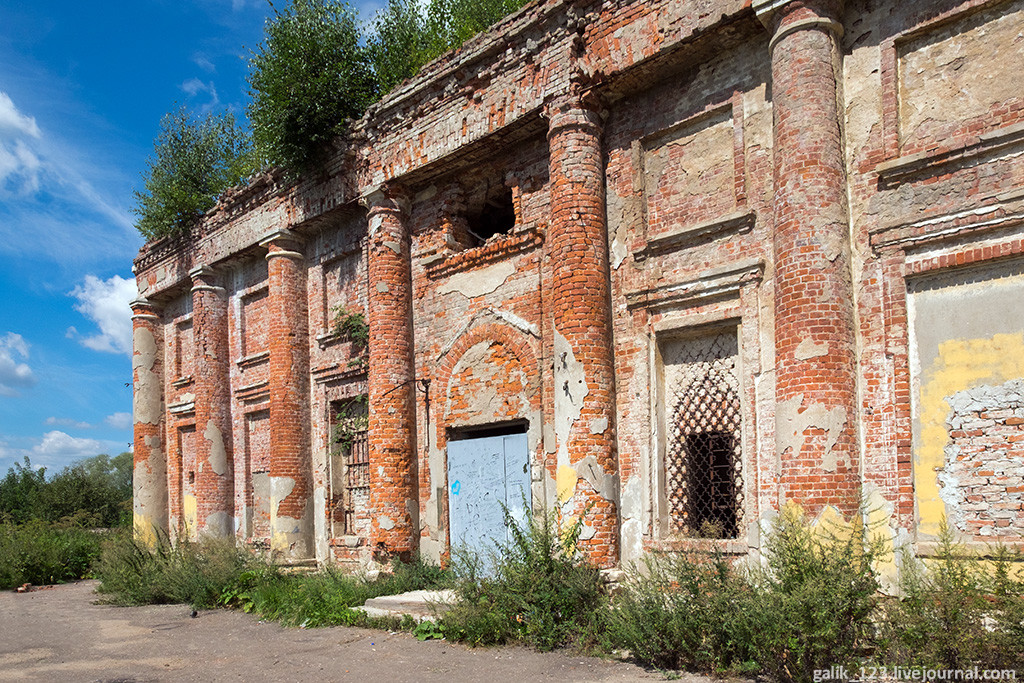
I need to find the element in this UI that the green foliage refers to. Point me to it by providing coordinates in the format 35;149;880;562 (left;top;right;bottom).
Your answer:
133;107;254;240
368;0;434;95
218;552;450;628
423;0;527;56
440;504;606;650
248;0;375;174
0;457;46;525
94;530;259;609
0;454;133;527
609;506;882;682
746;508;881;683
413;619;445;640
330;306;368;346
0;520;103;589
369;0;529;96
880;522;1024;671
608;550;759;674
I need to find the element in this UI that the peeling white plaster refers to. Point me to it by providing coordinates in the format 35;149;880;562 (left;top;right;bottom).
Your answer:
794;338;829;360
203;421;227;476
776;393;848;472
553;329;589;472
437;260;515;299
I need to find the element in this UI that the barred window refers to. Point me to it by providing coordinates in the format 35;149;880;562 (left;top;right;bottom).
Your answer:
661;330;744;539
329;398;369;537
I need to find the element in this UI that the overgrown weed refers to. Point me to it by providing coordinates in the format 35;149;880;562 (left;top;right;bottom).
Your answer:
880;522;1024;671
0;520;102;589
440;504;606;651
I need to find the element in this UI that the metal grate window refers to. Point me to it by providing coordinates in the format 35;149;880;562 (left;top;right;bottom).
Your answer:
664;331;743;539
329;398;369;537
340;431;369;535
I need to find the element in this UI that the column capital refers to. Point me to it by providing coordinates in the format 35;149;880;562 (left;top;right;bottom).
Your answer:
189;265;226;294
130;296;160;320
754;0;843;37
260;227;303;251
544;91;605;138
359;183;410;216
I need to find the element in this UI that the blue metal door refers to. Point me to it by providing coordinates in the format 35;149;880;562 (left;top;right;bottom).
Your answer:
447;432;530;562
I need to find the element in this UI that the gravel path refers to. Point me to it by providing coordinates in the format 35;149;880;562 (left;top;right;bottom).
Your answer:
0;580;699;683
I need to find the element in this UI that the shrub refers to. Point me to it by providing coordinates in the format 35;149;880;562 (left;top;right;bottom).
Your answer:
223;553;451;628
248;0;375;174
609;505;881;682
134;108;254;240
608;550;759;674
0;520;102;589
441;504;606;650
369;0;435;95
0;454;133;527
748;508;881;683
881;522;1024;671
94;531;257;609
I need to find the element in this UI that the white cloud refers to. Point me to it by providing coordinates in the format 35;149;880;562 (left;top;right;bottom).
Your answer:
0;90;137;266
105;412;133;430
69;274;137;355
181;78;221;113
0;431;129;473
45;416;93;429
0;92;41;138
192;53;217;73
0;93;43;194
0;332;36;397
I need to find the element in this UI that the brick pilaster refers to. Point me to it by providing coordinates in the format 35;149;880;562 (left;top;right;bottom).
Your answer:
131;297;168;542
262;229;314;562
189;266;234;538
763;0;860;516
547;94;619;568
362;186;418;559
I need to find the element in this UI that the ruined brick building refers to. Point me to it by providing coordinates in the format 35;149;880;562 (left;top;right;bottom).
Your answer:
132;0;1024;577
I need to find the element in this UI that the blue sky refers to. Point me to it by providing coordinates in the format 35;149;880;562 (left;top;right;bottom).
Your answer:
0;0;382;474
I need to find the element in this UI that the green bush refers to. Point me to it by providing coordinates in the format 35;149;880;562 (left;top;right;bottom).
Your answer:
248;0;375;174
369;0;529;96
609;506;881;682
881;523;1024;671
0;454;132;528
441;505;606;650
133;108;254;240
0;520;102;589
94;531;258;609
608;550;759;674
747;508;881;683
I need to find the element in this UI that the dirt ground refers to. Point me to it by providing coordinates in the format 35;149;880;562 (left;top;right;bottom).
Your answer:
0;580;699;682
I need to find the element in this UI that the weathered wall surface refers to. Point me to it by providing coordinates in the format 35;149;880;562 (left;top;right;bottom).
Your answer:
133;0;1024;571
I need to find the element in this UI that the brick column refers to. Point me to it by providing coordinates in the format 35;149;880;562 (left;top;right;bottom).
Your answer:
547;94;619;567
262;229;314;561
362;186;418;559
190;266;234;538
761;0;860;516
131;297;168;542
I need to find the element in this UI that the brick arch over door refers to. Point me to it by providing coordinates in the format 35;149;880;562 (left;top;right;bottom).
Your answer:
426;322;543;500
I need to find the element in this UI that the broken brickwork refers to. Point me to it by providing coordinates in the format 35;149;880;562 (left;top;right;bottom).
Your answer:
133;0;1024;571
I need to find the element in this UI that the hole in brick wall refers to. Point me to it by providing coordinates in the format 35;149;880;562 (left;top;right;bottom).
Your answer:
449;420;527;441
465;189;515;246
188;471;195;485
